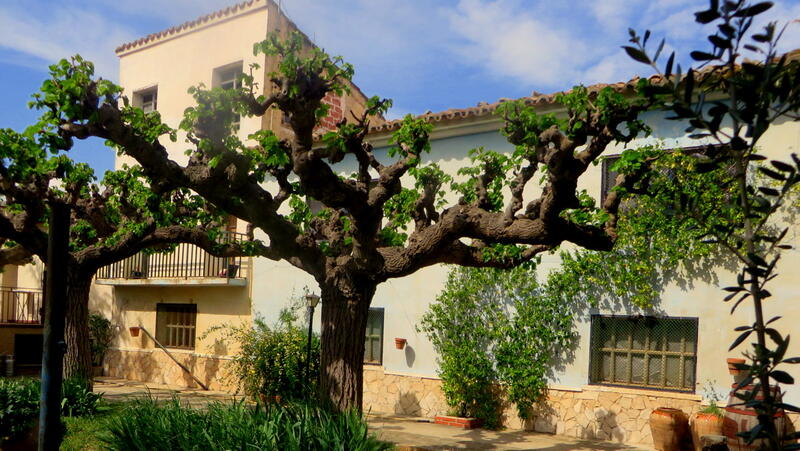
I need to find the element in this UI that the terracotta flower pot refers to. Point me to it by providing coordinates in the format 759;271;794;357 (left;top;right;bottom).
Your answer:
129;326;140;337
727;358;746;375
650;407;689;451
690;412;724;451
394;338;407;350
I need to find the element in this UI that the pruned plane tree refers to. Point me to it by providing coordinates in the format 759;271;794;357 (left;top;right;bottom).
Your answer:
0;57;257;384
48;33;654;410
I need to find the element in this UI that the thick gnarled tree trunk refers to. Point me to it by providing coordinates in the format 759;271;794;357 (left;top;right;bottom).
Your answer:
63;270;93;386
319;281;376;412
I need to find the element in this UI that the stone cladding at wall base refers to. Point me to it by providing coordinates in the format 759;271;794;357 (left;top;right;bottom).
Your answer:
104;348;236;392
361;367;800;447
102;355;799;447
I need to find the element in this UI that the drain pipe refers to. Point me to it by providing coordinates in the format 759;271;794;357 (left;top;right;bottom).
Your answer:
133;326;209;391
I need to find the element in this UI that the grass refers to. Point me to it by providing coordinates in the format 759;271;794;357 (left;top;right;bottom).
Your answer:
61;401;126;451
60;398;393;451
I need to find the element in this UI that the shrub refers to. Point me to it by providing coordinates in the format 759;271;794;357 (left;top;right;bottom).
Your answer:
0;376;103;444
61;377;103;417
208;310;320;402
0;378;39;442
419;266;574;427
101;398;392;451
88;312;113;367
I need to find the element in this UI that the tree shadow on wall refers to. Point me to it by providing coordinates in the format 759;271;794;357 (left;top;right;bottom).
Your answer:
394;391;422;417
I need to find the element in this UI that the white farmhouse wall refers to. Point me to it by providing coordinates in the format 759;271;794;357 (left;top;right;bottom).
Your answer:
251;112;800;406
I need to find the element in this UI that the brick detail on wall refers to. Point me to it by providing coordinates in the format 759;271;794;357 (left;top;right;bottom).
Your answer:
317;93;344;131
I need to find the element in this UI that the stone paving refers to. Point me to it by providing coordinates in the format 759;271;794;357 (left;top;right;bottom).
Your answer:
93;377;654;450
93;376;244;409
368;413;655;451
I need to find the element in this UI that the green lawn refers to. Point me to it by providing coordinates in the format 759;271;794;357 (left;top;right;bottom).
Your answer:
61;401;127;451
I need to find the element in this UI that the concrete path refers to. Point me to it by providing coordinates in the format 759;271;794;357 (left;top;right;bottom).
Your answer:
93;377;653;450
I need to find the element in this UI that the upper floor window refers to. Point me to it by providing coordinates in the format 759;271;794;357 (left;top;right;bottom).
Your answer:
156;303;197;350
213;63;243;131
600;155;621;204
214;63;243;91
364;308;384;364
589;315;698;392
134;87;158;113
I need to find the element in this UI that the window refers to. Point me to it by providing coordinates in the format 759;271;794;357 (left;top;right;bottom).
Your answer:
364;308;384;364
307;197;324;215
216;65;242;91
134;88;158;113
589;315;698;391
600;155;621;204
156;303;197;349
213;63;243;131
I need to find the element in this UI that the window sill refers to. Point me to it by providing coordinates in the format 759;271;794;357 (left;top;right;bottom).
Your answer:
581;383;701;401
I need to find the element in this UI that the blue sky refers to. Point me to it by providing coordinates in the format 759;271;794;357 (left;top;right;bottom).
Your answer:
1;0;799;177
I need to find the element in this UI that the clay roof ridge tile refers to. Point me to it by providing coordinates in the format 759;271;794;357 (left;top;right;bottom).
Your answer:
115;0;264;54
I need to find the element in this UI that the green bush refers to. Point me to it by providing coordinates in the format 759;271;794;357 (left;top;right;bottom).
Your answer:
89;312;113;367
209;312;320;402
101;398;393;451
0;376;104;444
419;266;574;427
0;378;39;442
61;377;102;417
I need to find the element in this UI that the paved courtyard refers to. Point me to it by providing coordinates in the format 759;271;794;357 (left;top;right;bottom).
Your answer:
93;377;654;450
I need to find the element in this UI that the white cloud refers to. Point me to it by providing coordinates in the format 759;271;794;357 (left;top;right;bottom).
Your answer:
0;2;138;79
580;50;647;86
446;0;590;88
2;0;797;114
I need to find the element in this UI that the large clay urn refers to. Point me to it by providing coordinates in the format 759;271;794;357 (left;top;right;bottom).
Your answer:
690;412;725;451
650;407;689;451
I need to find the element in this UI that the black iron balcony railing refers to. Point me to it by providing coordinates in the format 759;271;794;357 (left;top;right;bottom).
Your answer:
0;287;44;325
96;231;247;281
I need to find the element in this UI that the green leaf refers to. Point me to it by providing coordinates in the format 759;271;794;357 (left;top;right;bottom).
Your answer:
623;46;650;64
771;160;796;173
695;9;720;24
690;51;716;61
758;167;786;181
770;370;794;384
729;329;753;351
736;2;773;18
664;52;675;78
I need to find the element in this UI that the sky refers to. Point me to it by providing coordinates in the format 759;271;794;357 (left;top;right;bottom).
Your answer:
1;0;799;177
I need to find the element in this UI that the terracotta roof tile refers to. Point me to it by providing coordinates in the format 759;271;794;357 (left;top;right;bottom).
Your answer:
115;0;267;55
367;77;647;135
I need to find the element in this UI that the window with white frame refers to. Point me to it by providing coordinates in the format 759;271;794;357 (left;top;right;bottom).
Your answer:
364;308;384;364
134;88;158;113
589;315;698;392
600;154;621;204
213;63;243;131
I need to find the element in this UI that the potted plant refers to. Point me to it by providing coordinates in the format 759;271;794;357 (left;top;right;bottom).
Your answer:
649;407;689;451
726;357;746;375
690;402;725;451
690;382;729;451
394;338;407;350
89;313;113;377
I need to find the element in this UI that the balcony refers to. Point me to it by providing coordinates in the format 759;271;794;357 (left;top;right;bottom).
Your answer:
0;287;44;326
96;232;248;287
